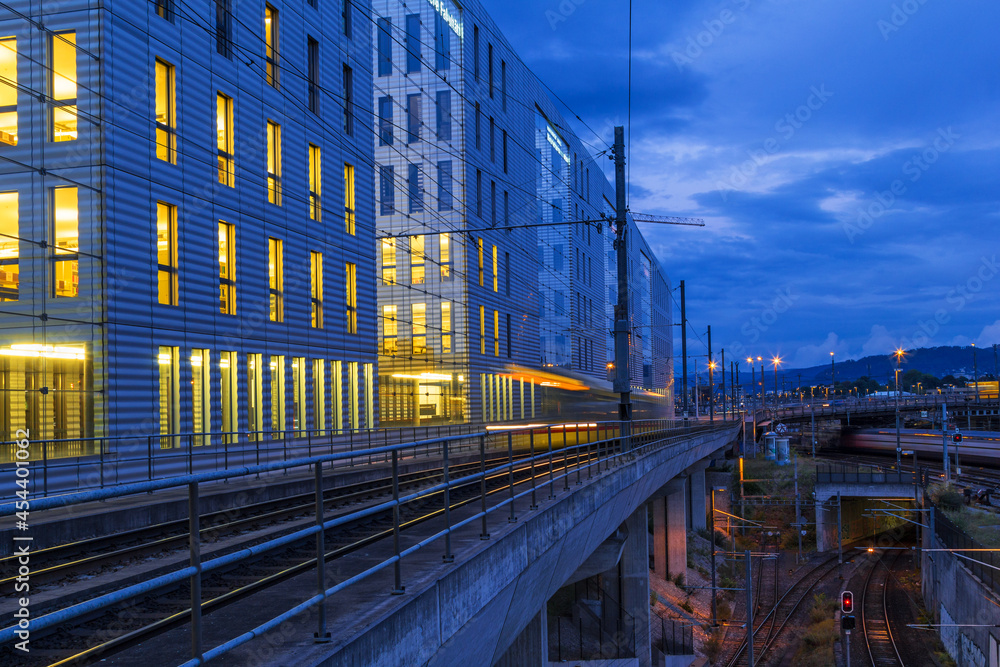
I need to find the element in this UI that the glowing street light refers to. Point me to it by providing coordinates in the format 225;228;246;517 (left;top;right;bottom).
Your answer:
894;347;906;469
771;356;782;412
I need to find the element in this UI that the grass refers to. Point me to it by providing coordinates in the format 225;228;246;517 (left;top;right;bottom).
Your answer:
941;504;1000;546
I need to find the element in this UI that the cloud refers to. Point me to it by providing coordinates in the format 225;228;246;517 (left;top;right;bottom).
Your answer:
976;321;1000;347
789;332;852;368
861;325;899;357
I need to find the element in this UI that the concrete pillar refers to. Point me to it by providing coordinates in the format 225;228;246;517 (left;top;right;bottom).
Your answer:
653;497;667;581
623;505;652;667
494;607;547;667
688;465;707;531
666;485;687;583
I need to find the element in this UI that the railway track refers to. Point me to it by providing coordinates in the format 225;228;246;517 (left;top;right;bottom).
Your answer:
3;450;596;666
725;555;841;667
862;549;906;667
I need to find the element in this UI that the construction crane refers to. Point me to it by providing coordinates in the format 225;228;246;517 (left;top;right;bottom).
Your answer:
629;213;705;227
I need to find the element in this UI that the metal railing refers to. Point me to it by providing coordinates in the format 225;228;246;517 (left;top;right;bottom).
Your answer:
657;616;694;656
816;463;916;485
0;422;527;499
550;576;638;661
0;419;728;666
933;507;1000;599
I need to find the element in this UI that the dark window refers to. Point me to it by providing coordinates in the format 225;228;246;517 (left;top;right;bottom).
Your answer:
475;103;481;149
506;313;512;358
378;96;393;146
476;170;482;217
435;90;451;141
407;94;420;144
377;18;392;76
504;190;509;228
307;37;319;114
434;12;450;71
553;245;563;272
408;164;423;213
504;252;510;296
342;64;354;135
473;25;480;81
488;43;494;97
342;0;352;37
405;14;421;74
153;0;174;22
501;60;507;111
379;165;395;215
502;130;508;173
489;117;495;162
437;161;452;211
490;181;496;226
214;0;231;57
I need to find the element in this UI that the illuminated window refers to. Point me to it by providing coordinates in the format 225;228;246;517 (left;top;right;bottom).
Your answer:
264;5;279;87
220;351;237;442
270;355;285;435
332;360;343;431
52;32;77;142
292;357;305;434
412;303;426;354
348;361;359;429
0;192;17;301
492;244;498;292
52;187;78;298
247;353;263;439
310;250;323;328
494;310;500;357
344;163;355;234
380;238;396;285
313;359;326;433
477;238;484;286
154;58;175;161
309;143;321;220
479;305;485;355
382;304;397;356
156;202;178;306
218;221;235;314
268;237;283;322
365;363;374;429
441;301;452;353
346;262;357;334
191;349;210;445
410;235;424;284
158;346;179;442
266;120;282;205
439;232;451;280
0;37;18;145
216;93;234;186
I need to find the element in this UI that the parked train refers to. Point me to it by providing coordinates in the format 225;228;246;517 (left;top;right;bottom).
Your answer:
842;428;1000;467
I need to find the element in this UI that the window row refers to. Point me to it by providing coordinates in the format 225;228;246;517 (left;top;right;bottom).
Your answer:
378;90;453;146
154;203;357;332
377;6;462;79
378;161;457;216
380;300;452;357
478;306;512;358
0;187;80;301
379;233;453;286
0;32;79;146
157;347;374;440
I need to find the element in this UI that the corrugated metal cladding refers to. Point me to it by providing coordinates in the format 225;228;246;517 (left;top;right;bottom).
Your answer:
372;0;673;426
0;0;378;442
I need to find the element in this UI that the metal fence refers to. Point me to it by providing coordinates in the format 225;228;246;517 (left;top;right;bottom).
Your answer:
0;419;727;666
657;616;694;656
933;507;1000;598
0;420;655;500
816;463;916;485
549;576;637;661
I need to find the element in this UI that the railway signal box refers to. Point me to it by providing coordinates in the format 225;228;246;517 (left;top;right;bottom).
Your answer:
842;614;856;630
954;432;963;444
841;590;854;613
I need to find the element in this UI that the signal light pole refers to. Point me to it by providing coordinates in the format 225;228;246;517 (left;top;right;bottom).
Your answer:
612;127;632;426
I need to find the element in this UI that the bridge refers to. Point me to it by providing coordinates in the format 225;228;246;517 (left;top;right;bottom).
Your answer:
0;420;740;667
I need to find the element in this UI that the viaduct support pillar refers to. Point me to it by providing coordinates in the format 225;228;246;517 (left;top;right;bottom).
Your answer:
494;607;547;667
653;478;688;584
687;462;708;531
623;505;652;667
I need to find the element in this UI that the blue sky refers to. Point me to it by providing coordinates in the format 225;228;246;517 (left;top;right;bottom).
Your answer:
487;0;1000;369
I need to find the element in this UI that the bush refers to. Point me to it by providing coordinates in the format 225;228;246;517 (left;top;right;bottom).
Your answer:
717;600;732;621
673;573;685;588
801;619;837;648
702;631;723;663
935;485;964;511
809;593;837;624
680;600;694;614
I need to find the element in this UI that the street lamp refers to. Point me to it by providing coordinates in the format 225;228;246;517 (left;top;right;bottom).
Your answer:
709;361;717;423
757;356;764;414
830;351;836;397
747;357;756;456
771;356;782;413
894;348;905;469
973;343;980;404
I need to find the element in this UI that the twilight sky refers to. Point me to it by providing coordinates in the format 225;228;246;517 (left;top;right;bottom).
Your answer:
487;0;1000;369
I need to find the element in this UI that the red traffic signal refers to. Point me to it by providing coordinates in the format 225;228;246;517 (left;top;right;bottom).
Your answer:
954;433;963;444
841;591;853;613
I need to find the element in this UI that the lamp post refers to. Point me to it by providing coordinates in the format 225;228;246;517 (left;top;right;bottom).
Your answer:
747;357;756;456
709;361;717;423
830;351;836;398
710;486;726;626
772;356;782;414
895;348;905;470
973;343;980;404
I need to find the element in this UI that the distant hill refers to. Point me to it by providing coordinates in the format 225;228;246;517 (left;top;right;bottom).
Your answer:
782;345;997;386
